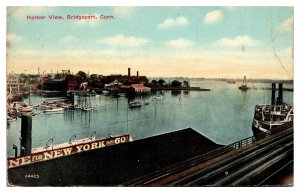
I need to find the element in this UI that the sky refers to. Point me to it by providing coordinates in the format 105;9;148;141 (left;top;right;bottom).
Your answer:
6;6;294;79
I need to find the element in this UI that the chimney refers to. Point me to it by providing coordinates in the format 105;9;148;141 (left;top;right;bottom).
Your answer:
20;115;32;156
128;68;131;78
277;83;283;105
271;83;276;105
137;71;139;78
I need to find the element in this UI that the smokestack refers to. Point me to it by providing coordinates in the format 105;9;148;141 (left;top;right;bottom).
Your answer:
128;68;131;78
20;115;32;156
271;83;276;105
137;71;139;78
278;83;283;105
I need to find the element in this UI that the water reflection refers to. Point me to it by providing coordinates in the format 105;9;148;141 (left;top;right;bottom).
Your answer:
171;90;181;96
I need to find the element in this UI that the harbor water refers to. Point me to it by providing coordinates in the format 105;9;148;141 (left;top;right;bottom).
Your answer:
6;81;293;156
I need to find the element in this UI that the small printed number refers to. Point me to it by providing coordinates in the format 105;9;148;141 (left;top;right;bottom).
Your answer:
25;174;39;178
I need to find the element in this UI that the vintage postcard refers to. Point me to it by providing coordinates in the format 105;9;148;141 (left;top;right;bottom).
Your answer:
6;6;294;186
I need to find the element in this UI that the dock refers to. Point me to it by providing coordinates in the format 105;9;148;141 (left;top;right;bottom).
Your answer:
8;128;221;186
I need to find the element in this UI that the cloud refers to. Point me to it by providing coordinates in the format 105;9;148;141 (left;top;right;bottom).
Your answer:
224;7;236;10
281;18;293;32
61;35;79;43
166;38;193;48
215;35;256;47
7;33;22;42
97;34;149;47
113;7;136;15
157;16;188;29
7;7;51;20
204;10;223;24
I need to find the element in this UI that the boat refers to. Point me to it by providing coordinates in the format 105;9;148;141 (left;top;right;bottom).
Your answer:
152;95;163;101
238;76;249;91
43;107;64;112
7;116;17;122
118;93;127;97
8;133;133;168
89;90;97;96
129;101;142;108
251;83;293;135
74;105;82;110
102;90;110;96
252;104;293;135
18;105;33;112
82;106;93;111
227;81;236;84
17;111;40;117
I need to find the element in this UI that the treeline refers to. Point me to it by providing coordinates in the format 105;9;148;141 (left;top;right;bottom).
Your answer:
149;79;189;87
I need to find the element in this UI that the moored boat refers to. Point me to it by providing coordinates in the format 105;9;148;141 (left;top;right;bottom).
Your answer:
129;101;142;108
251;83;293;135
43;107;64;112
152;95;163;101
18;106;33;112
252;104;293;135
238;76;249;91
82;106;94;111
7;116;17;122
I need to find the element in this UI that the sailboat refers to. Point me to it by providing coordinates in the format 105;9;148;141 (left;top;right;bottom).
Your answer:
239;76;249;91
81;93;93;111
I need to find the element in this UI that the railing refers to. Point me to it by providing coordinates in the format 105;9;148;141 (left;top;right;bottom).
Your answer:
229;122;293;150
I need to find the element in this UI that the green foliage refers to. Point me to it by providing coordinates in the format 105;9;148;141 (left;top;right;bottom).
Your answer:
158;79;165;86
171;80;182;87
75;71;87;83
19;73;39;85
54;73;66;79
151;80;158;85
19;73;29;83
183;80;190;87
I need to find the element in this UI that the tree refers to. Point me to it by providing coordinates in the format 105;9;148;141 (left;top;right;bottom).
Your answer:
171;80;182;87
183;80;190;87
75;71;87;83
151;80;158;85
19;73;29;84
54;73;65;79
158;79;165;86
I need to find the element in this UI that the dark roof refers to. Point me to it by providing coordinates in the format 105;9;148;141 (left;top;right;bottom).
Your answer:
8;128;221;186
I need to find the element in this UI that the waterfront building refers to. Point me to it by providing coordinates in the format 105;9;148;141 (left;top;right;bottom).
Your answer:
7;74;21;93
129;84;151;94
39;75;49;83
104;80;123;90
42;74;78;91
106;68;149;85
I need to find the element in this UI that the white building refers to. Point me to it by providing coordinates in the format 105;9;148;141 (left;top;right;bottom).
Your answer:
7;74;21;93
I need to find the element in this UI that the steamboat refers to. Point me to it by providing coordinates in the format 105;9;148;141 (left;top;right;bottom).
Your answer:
252;83;293;135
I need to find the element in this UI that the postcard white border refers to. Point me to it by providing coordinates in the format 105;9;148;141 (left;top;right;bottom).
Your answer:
0;0;298;193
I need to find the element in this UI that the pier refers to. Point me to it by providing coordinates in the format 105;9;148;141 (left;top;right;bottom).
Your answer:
8;128;221;186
